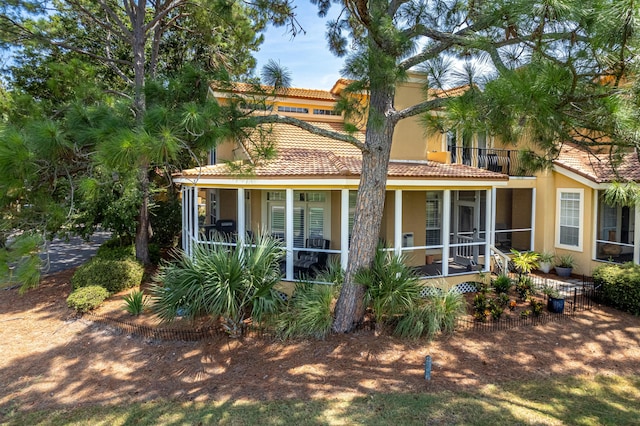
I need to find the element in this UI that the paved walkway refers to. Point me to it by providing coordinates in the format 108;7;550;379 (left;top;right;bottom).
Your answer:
41;231;112;274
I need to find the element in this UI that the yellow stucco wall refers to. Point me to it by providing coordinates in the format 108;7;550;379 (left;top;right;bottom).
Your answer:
401;191;427;267
219;189;237;221
550;172;595;276
250;190;262;233
391;81;430;160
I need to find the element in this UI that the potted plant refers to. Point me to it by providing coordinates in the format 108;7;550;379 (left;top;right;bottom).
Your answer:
542;285;565;313
555;254;575;277
537;252;555;273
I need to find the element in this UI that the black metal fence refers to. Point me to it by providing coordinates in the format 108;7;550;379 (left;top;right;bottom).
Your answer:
448;146;536;177
83;313;224;341
456;274;598;333
84;275;599;341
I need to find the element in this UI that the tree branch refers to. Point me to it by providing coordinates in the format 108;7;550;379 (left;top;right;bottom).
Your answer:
64;0;132;42
144;0;186;33
392;97;447;122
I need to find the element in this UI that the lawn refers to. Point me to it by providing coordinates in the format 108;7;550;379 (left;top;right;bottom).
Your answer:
3;375;639;426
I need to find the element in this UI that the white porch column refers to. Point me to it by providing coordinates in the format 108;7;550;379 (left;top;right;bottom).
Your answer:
491;188;497;246
530;187;536;251
592;188;598;261
191;186;199;255
181;186;188;253
634;200;640;265
394;190;403;256
285;188;294;281
484;189;492;272
341;189;350;268
237;188;245;246
442;190;451;276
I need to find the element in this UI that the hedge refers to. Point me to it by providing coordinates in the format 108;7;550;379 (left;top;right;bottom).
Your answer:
593;263;640;315
71;258;144;294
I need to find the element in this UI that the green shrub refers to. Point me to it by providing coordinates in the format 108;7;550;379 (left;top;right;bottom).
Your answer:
492;274;512;294
96;244;136;260
123;289;149;315
276;283;338;340
395;288;466;339
72;258;144;293
358;246;422;325
593;263;640;315
67;285;110;312
150;194;182;248
151;233;284;336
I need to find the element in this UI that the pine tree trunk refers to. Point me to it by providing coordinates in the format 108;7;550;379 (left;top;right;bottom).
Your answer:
135;165;151;264
131;1;150;264
332;81;396;333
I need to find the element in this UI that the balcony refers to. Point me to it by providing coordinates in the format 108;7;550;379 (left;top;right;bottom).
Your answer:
446;145;535;177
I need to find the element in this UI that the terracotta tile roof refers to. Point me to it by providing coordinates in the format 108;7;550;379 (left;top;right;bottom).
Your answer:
178;123;508;180
273;122;363;157
553;143;640;183
211;81;337;101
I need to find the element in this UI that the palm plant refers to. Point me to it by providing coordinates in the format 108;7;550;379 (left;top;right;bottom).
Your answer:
151;233;284;336
510;249;540;277
276;282;338;340
394;287;466;339
357;247;422;326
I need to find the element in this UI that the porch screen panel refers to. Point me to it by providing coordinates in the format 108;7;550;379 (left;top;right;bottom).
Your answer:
294;207;305;248
559;192;580;246
270;205;285;239
426;191;442;245
309;207;324;238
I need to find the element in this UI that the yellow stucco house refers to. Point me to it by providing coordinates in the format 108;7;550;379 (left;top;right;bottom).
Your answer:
173;76;637;286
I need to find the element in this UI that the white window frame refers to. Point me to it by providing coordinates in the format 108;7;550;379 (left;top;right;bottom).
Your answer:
556;188;584;251
263;190;331;245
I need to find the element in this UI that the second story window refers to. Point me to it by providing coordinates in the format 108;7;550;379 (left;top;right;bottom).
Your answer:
277;106;309;114
313;108;340;116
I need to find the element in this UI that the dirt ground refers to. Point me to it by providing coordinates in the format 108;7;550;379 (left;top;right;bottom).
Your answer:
1;268;640;416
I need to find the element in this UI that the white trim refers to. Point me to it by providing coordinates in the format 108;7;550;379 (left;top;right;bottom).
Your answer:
191;186;199;254
237;188;245;245
531;187;536;250
394;190;403;256
174;176;508;189
553;165;607;190
341;189;350;268
592;188;598;261
285;189;294;281
484;189;491;272
442;190;451;275
555;188;584;252
490;187;497;246
635;203;640;265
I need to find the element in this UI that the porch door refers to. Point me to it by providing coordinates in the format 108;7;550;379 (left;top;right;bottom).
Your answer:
453;191;482;267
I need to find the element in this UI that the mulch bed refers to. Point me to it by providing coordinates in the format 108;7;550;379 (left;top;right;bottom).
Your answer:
1;269;640;414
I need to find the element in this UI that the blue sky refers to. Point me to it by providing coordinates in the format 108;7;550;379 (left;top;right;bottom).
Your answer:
252;1;346;90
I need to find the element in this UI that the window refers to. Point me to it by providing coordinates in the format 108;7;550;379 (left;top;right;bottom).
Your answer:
313;108;340;116
426;191;442;246
277;106;309;114
265;191;330;246
595;190;635;263
557;189;583;250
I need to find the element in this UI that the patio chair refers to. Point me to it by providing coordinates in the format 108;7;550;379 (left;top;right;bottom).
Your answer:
294;238;330;275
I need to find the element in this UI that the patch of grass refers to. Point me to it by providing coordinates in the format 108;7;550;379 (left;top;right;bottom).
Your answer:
4;375;639;425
